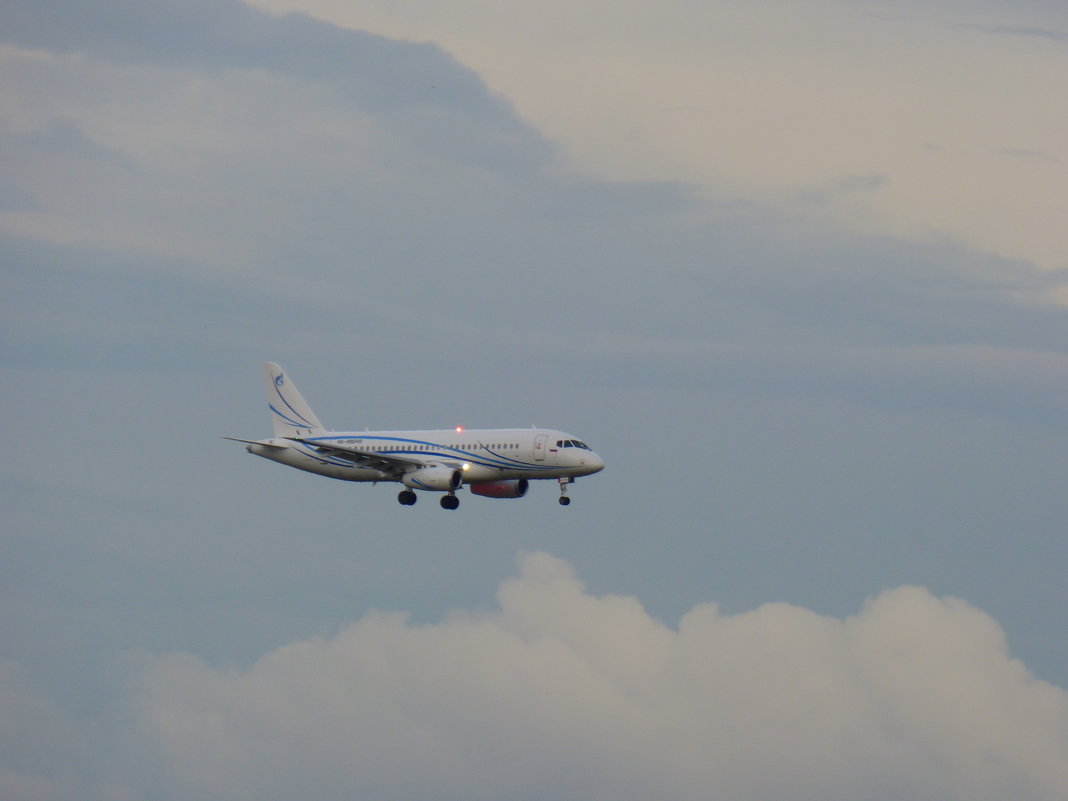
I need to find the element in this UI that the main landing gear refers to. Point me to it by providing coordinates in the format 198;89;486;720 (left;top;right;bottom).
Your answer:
397;489;460;509
401;485;571;509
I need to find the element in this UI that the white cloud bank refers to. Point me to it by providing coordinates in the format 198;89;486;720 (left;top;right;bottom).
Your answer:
247;0;1068;270
123;553;1068;801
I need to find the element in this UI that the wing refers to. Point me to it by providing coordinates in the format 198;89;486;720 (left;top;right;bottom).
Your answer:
285;436;424;475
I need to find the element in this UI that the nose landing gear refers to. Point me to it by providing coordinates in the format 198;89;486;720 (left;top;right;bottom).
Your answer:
558;477;572;506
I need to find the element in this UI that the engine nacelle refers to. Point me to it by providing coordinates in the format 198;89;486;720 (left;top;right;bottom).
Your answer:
469;479;529;499
401;465;462;491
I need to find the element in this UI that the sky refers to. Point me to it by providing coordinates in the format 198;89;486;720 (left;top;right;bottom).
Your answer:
2;1;1067;799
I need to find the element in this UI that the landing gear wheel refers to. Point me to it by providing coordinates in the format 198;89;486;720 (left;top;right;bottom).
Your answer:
398;490;417;506
440;494;460;510
557;476;571;506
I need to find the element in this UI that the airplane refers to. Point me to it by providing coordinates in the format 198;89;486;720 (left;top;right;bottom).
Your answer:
225;362;604;509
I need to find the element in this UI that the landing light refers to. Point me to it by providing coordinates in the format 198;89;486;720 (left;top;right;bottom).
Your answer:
455;426;464;432
462;463;470;471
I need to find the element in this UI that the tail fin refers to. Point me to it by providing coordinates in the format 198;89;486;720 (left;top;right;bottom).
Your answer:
262;362;326;437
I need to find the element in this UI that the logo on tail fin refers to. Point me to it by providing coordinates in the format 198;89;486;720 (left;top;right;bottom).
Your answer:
262;362;325;436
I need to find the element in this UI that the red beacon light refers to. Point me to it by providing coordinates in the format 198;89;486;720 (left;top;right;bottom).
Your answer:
455;426;464;432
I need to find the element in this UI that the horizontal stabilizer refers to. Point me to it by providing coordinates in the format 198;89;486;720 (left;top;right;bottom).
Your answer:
220;436;286;448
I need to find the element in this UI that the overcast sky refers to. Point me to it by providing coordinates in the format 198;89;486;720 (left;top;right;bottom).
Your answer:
2;1;1067;799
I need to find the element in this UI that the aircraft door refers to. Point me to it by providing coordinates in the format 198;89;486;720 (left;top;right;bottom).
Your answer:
533;434;547;461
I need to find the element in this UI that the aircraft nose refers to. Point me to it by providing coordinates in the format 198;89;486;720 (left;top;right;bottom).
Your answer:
586;452;605;473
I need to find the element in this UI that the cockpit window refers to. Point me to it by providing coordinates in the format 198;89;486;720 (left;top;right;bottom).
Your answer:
556;439;592;449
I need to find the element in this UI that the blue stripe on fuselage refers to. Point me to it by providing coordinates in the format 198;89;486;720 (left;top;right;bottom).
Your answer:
307;434;557;472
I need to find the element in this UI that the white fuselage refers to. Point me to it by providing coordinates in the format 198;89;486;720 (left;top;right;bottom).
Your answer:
248;428;604;485
233;362;604;507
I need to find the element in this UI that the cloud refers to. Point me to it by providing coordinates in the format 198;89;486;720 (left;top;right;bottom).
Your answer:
2;6;1067;798
123;553;1068;801
1;0;506;117
245;0;1068;269
0;662;102;801
0;0;551;274
3;0;1067;422
962;23;1068;44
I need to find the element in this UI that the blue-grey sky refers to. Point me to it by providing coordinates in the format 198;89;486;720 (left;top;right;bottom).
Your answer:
2;1;1067;799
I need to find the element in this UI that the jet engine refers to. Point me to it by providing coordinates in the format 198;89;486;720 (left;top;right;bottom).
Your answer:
401;465;462;491
469;479;529;498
